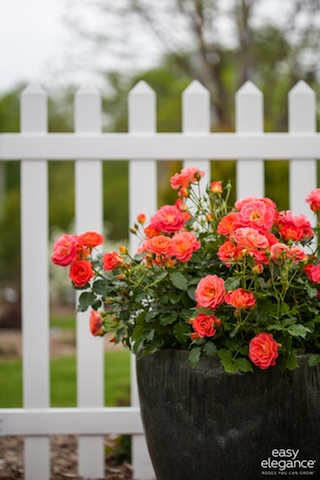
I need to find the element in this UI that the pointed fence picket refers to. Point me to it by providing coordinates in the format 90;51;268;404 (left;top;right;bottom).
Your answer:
0;78;319;480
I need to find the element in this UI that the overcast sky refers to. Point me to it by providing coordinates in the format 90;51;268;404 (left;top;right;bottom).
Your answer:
0;0;71;92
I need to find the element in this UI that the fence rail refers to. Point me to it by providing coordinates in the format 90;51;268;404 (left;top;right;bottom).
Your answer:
1;132;320;160
0;78;318;480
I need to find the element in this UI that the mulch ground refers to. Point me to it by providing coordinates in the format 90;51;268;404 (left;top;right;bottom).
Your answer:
0;435;133;479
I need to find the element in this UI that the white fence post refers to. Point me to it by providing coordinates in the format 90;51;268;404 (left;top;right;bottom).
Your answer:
288;81;316;221
236;81;264;199
182;80;211;186
21;83;50;480
128;80;157;480
74;84;105;479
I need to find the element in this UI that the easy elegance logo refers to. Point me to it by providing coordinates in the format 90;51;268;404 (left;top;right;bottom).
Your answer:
260;449;316;476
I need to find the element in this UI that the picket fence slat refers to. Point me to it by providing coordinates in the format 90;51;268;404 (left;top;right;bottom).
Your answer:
128;80;157;480
0;79;319;480
21;83;50;480
236;81;264;199
288;81;317;222
75;84;105;479
182;80;211;189
1;132;320;160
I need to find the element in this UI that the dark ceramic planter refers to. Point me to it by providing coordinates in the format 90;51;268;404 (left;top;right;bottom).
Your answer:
136;349;320;480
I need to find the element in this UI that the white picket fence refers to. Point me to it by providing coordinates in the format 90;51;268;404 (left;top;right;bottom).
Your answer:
0;78;318;480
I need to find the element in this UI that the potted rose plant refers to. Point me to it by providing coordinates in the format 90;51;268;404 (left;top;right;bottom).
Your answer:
52;167;320;480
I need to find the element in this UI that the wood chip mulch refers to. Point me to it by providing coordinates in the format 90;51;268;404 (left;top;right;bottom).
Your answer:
0;435;133;480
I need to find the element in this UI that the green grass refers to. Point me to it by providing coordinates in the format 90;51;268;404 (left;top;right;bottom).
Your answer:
0;350;131;408
50;314;76;330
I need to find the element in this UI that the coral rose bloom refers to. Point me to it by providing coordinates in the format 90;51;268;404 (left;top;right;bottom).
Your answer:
306;264;320;283
249;332;279;369
195;275;226;309
170;166;205;190
51;234;78;266
225;288;256;309
238;199;276;231
277;211;314;241
89;310;104;336
191;313;220;338
233;227;269;250
170;232;201;262
150;205;186;233
306;188;320;212
103;251;123;271
69;260;94;287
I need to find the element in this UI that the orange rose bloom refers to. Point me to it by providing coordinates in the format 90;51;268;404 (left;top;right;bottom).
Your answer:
78;231;104;248
217;241;242;265
225;288;256;309
217;212;239;236
170;232;201;262
89;310;104;336
103;251;123;271
144;224;161;239
191;313;220;338
249;332;279;369
69;260;94;287
210;181;223;194
148;235;172;255
137;213;146;224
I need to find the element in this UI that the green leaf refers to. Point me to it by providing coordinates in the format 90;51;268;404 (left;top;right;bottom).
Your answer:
229;325;240;338
132;324;145;341
308;354;320;367
154;271;168;283
173;321;191;343
234;357;253;373
169;272;188;291
92;298;102;310
145;310;158;322
188;346;202;368
281;351;298;370
266;323;284;331
307;285;318;298
203;341;217;357
160;312;178;326
187;286;196;301
217;349;238;373
92;279;107;295
168;292;181;304
78;292;96;311
287;324;311;339
135;311;146;325
281;303;290;315
224;277;240;291
282;317;298;326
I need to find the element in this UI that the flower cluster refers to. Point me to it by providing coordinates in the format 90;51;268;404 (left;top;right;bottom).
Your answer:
52;167;320;373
